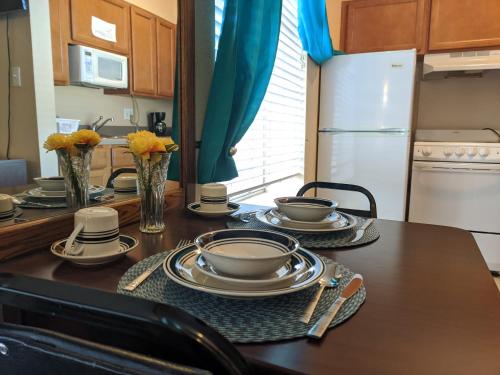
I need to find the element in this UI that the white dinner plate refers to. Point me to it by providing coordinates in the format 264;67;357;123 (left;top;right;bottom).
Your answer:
256;209;357;233
194;252;306;290
27;185;105;200
270;208;344;229
163;244;325;298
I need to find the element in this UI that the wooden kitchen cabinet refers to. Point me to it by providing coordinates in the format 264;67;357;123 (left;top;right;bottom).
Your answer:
49;0;71;85
70;0;130;55
111;147;134;168
340;0;429;54
429;0;500;51
90;145;112;186
130;6;158;96
156;18;176;97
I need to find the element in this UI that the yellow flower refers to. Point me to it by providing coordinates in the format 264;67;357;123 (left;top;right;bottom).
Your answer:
127;131;178;160
70;129;101;147
44;133;70;151
127;130;156;142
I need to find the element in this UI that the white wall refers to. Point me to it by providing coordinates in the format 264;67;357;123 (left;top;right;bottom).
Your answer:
417;69;500;129
30;0;58;176
54;86;173;128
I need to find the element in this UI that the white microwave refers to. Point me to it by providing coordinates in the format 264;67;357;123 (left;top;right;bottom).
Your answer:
69;45;128;89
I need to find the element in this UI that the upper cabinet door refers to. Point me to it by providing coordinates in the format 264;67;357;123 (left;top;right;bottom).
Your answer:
341;0;429;54
156;18;176;98
130;6;157;95
49;0;70;85
429;0;500;51
70;0;130;54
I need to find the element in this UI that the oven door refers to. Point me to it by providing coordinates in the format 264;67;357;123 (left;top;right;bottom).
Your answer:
93;51;128;89
409;161;500;233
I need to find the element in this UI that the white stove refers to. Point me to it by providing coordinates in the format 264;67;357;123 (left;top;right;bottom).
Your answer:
409;130;500;272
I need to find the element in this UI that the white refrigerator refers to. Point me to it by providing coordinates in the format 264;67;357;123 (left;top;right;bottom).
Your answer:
317;50;416;221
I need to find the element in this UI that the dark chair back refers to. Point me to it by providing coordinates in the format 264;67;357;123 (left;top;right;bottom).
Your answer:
0;273;249;375
0;324;210;374
106;168;137;188
297;181;377;218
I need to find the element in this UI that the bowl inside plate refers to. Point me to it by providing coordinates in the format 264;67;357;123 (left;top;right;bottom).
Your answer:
274;196;338;222
34;177;65;191
195;229;300;278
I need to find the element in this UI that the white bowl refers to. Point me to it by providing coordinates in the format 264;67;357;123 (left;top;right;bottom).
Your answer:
194;229;300;278
274;196;338;222
33;177;65;191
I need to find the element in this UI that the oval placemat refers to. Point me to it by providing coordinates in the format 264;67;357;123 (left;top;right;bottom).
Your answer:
227;214;380;249
117;252;366;344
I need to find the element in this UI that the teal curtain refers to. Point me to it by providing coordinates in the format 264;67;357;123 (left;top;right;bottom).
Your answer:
167;36;180;181
197;0;282;183
297;0;335;65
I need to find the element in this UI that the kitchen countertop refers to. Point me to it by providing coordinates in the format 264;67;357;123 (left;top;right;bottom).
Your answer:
0;196;499;374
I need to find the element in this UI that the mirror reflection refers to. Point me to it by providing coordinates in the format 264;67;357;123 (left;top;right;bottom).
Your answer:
0;0;178;227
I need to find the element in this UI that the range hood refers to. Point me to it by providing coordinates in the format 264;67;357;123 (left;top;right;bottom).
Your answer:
423;50;500;79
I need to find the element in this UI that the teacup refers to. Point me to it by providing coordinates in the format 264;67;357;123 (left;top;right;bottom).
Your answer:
64;207;120;257
0;194;14;214
200;183;228;212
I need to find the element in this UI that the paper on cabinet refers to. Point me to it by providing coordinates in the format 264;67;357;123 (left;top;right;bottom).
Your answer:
91;16;117;43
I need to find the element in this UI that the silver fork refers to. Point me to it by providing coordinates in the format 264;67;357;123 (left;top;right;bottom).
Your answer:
123;239;191;291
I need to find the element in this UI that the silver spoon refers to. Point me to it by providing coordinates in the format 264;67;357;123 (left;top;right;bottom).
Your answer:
300;263;339;324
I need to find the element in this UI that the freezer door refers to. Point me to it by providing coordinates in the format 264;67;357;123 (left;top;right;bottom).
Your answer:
319;50;416;132
317;131;411;220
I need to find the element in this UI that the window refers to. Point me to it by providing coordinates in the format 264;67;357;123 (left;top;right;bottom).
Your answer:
215;0;307;202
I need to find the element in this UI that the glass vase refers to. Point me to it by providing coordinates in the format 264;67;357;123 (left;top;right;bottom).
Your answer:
57;145;93;209
135;153;171;233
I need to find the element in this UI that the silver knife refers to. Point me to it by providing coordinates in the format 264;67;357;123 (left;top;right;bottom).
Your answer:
350;219;374;243
307;274;363;339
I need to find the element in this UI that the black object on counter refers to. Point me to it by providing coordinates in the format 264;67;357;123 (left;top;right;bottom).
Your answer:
147;112;171;137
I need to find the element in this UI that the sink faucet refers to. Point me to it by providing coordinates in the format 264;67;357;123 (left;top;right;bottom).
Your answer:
91;116;114;132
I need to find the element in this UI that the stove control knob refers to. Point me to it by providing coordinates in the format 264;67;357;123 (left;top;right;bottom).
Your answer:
422;147;432;157
479;147;490;157
443;148;454;157
466;147;477;157
455;147;465;157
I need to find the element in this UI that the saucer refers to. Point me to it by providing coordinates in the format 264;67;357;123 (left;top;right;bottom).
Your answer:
194;252;306;290
187;202;240;218
0;207;23;222
50;235;138;266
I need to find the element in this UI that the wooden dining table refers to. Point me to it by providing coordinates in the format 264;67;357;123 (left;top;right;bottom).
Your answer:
0;195;499;375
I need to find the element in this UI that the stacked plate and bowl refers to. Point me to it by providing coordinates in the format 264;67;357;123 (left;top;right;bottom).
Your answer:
25;177;105;204
163;229;326;298
255;196;357;234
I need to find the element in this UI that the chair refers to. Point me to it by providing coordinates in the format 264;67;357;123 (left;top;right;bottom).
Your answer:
297;181;377;218
0;273;250;375
106;168;137;188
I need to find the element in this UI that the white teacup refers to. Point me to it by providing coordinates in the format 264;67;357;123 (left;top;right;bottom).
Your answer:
64;207;120;257
0;194;14;214
200;183;228;212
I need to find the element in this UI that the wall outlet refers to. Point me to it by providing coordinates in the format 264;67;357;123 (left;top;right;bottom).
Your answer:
11;66;21;87
124;107;133;120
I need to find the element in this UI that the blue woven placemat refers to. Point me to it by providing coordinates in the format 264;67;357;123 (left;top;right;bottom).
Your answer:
227;214;379;250
117;251;366;343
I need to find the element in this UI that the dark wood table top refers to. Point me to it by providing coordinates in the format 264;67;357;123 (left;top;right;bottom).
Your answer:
0;196;499;374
